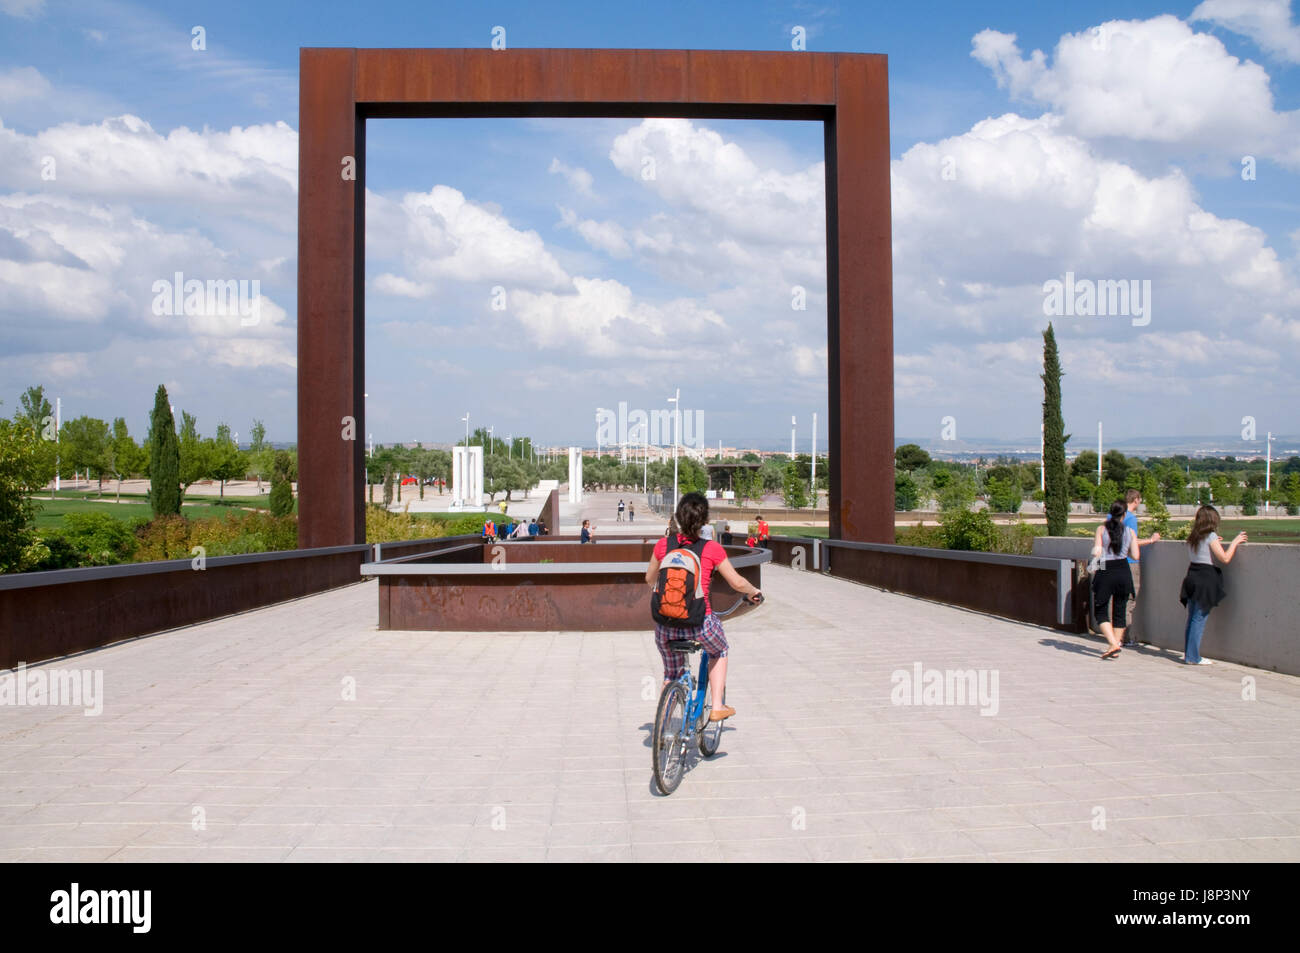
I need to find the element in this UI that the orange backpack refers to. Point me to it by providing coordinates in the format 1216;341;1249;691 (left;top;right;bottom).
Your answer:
651;536;709;628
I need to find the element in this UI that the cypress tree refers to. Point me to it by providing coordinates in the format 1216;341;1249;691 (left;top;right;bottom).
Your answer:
1042;324;1070;536
269;450;294;516
147;385;181;517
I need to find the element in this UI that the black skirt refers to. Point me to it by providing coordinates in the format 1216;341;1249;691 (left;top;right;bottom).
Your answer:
1180;563;1226;612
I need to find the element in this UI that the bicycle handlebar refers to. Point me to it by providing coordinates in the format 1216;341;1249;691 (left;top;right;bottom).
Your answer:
714;591;763;618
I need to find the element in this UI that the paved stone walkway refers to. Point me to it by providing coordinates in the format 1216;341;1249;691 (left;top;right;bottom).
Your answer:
2;566;1298;862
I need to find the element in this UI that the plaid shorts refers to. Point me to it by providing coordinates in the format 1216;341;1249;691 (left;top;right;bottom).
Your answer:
654;612;729;681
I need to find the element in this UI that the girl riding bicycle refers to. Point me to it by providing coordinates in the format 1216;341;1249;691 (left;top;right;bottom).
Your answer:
645;492;761;722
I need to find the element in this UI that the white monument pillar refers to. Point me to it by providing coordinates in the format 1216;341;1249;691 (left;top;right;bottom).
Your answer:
568;447;584;504
452;446;485;509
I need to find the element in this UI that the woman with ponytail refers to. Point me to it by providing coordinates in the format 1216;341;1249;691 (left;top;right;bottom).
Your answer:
1090;500;1148;659
1180;506;1246;665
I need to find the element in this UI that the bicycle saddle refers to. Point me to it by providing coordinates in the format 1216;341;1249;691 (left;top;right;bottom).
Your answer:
665;639;703;653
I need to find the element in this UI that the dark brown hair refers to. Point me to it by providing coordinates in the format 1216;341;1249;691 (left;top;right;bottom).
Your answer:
676;492;709;539
1187;505;1220;550
1104;501;1125;555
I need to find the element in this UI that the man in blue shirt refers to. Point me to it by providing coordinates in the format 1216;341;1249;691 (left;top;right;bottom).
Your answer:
1122;488;1161;645
528;518;539;539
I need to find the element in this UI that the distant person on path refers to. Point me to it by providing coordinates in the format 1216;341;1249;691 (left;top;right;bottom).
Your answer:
617;499;625;522
700;522;714;541
1180;506;1247;665
1121;488;1161;645
756;515;770;548
645;492;762;720
580;519;594;543
628;503;635;522
1090;500;1150;660
512;520;527;539
528;518;539;539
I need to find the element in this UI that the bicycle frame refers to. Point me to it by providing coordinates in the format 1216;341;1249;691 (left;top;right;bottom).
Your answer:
675;648;712;738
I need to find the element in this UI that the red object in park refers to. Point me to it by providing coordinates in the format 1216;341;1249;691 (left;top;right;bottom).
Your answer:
401;477;417;485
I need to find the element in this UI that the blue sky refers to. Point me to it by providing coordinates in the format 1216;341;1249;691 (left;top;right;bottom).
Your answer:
1;0;1298;453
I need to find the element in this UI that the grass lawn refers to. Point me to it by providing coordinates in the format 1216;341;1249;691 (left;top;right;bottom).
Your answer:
31;498;262;530
1195;519;1300;545
52;488;271;509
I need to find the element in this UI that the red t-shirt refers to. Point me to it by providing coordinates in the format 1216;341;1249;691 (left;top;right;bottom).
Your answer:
757;520;769;539
653;534;729;615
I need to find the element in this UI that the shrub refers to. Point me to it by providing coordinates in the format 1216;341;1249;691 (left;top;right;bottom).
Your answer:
26;532;81;571
993;519;1042;555
895;523;944;548
940;509;998;551
134;515;193;561
60;512;140;566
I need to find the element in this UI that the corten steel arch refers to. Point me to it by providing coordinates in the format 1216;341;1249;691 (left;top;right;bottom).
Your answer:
298;48;893;548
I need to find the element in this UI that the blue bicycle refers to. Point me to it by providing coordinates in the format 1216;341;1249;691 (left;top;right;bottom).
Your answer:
651;594;761;795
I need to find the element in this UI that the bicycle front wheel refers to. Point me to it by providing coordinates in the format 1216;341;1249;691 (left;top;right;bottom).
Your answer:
652;681;690;795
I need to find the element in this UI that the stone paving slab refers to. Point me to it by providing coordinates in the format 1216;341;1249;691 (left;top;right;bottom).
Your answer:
1;566;1298;862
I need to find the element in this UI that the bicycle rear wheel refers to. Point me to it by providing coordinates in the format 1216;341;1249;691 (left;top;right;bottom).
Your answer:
652;681;690;795
699;685;724;757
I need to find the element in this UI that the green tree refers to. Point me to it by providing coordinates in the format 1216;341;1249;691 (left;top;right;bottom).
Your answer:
0;415;48;572
60;416;112;494
178;411;211;493
1282;473;1300;515
1240;486;1259;516
1208;474;1237;507
782;463;809;509
18;385;52;432
895;474;919;512
1070;449;1099;484
147;386;181;517
246;419;272;492
210;423;244;498
938;468;977;513
895;443;931;473
108;417;144;502
1091;478;1120;514
1102;449;1130;488
269;450;295;516
760;459;784;494
1042;324;1070;536
986;476;1023;513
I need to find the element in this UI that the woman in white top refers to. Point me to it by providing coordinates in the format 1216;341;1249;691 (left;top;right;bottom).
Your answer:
1179;505;1247;665
1091;500;1149;660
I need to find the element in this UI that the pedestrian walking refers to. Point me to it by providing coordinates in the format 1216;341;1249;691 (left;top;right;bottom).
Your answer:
1090;500;1151;660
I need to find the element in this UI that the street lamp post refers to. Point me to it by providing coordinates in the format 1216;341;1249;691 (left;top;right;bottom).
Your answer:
668;389;680;513
1266;431;1274;514
487;426;494;455
461;413;470;448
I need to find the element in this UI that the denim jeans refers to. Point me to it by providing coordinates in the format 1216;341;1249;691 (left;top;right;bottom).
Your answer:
1184;602;1211;663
